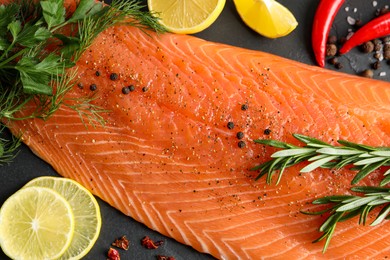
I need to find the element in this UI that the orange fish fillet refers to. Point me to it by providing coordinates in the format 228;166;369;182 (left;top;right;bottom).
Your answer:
6;19;390;259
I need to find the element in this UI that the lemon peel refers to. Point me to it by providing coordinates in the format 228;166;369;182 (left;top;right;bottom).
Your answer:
234;0;298;38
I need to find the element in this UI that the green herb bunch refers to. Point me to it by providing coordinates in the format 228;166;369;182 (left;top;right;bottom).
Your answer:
0;0;165;164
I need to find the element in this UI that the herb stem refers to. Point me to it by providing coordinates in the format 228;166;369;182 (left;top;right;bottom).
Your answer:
0;49;28;68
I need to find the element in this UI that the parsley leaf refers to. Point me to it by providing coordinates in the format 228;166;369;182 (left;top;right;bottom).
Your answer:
68;0;104;23
40;0;65;29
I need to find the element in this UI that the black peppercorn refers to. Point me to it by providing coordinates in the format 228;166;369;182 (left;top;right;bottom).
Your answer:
241;104;248;111
90;84;97;91
129;85;135;92
142;86;148;92
227;122;234;130
95;71;101;76
77;82;84;89
110;73;118;81
328;57;338;65
238;141;246;148
122;86;130;94
372;61;381;70
264;129;271;135
360;41;374;53
335;62;343;70
236;132;244;140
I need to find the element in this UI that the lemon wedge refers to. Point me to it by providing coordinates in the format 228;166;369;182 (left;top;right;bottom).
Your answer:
233;0;298;38
148;0;226;34
24;176;101;260
0;186;74;260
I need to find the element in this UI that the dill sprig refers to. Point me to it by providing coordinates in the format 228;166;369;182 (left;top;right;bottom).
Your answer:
302;186;390;252
0;0;165;163
252;134;390;185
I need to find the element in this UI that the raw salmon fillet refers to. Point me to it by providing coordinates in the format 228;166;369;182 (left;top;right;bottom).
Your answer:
6;13;390;259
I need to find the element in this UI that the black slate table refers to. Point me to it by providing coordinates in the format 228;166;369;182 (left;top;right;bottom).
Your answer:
1;0;389;259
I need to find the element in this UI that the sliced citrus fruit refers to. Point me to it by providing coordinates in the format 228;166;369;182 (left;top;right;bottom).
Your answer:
0;186;74;260
233;0;298;38
24;176;101;260
147;0;226;34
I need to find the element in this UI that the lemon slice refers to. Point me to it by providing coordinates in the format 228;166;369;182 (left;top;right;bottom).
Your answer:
0;186;74;260
233;0;298;38
24;176;101;260
148;0;226;34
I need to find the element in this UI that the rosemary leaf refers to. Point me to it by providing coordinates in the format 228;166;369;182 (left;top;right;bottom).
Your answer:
351;159;390;185
370;204;390;226
301;155;338;173
253;134;390;185
316;147;364;156
271;148;316;158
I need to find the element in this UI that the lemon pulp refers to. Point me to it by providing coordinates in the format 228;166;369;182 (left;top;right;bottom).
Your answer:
24;176;101;260
234;0;298;38
0;186;74;260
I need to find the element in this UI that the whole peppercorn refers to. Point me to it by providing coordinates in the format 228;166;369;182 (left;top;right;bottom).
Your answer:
377;6;389;16
110;73;119;81
383;43;390;52
77;82;84;89
238;141;246;148
326;43;337;57
372;61;381;70
327;35;337;44
374;52;382;60
128;85;135;92
122;86;130;94
236;132;244;140
384;49;390;60
360;41;374;53
95;71;101;76
382;36;390;43
328;57;338;65
373;39;383;52
227;122;234;130
354;19;363;28
90;84;97;91
361;69;374;78
264;128;271;135
241;104;248;111
335;62;344;70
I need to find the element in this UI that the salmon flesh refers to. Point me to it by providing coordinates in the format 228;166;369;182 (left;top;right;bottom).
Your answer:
6;20;390;259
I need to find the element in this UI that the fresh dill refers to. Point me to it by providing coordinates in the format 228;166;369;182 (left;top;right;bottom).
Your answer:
0;0;166;163
302;186;390;253
252;134;390;185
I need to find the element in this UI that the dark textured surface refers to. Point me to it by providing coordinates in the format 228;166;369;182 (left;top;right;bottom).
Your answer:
1;1;389;259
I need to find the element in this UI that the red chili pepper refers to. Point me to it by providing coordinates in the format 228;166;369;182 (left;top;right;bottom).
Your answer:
312;0;345;67
340;12;390;54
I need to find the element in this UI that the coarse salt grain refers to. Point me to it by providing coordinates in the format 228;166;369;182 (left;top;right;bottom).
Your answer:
347;16;356;25
345;6;350;12
373;1;378;7
379;71;387;77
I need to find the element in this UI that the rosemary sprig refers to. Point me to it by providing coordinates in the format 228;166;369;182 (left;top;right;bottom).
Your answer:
252;134;390;185
302;186;390;252
0;0;165;163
